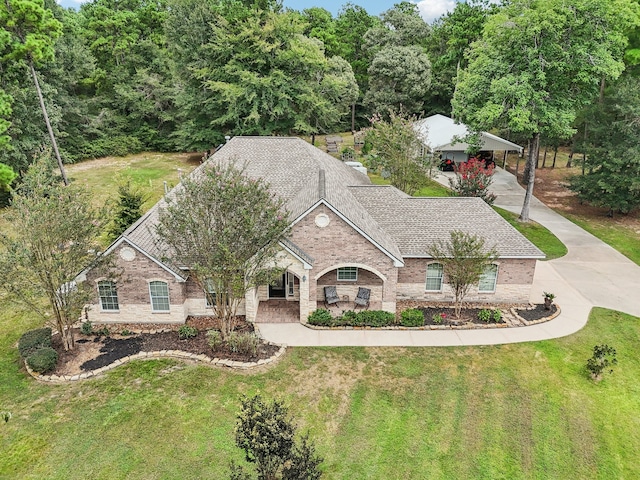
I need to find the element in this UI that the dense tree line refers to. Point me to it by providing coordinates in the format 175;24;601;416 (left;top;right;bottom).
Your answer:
1;0;639;214
0;0;489;172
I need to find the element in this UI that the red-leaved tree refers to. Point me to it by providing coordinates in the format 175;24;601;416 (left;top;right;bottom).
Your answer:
448;157;496;205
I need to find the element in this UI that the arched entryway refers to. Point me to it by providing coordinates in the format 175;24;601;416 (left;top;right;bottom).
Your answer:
314;264;387;311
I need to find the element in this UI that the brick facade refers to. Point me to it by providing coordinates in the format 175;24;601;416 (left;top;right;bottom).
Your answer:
291;204;398;317
85;242;186;324
85;215;537;325
396;258;536;304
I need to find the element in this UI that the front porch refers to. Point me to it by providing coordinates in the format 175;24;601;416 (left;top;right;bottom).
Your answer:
255;299;300;323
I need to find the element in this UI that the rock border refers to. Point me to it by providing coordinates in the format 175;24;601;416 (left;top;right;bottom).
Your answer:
25;343;287;384
511;304;561;325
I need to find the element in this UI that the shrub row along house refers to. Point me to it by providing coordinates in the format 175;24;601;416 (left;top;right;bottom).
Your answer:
82;137;543;324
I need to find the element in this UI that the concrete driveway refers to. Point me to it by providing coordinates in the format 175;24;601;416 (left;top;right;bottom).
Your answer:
256;168;640;347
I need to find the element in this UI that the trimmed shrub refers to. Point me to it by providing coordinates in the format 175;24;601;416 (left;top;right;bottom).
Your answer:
227;332;259;356
400;308;424;327
492;309;503;323
26;347;58;373
80;321;93;336
355;310;395;327
18;328;52;358
94;326;110;337
308;308;333;326
206;329;223;350
432;312;447;324
178;325;198;340
477;309;492;323
333;310;357;326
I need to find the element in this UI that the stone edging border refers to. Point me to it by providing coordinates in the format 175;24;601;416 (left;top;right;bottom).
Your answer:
511;304;561;325
303;304;561;331
25;344;287;384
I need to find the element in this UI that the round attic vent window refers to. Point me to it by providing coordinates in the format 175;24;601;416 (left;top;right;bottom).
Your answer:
315;213;330;228
120;246;136;262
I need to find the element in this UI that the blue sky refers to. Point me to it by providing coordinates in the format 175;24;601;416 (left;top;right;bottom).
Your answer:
57;0;458;23
282;1;457;22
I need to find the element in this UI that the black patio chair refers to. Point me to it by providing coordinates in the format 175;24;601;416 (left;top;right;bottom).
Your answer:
354;287;371;309
324;286;340;308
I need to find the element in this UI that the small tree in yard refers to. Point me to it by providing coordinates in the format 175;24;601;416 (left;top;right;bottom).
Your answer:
0;154;107;350
231;395;323;480
155;163;290;340
586;344;618;381
449;157;497;205
427;230;498;318
107;179;148;240
365;111;433;195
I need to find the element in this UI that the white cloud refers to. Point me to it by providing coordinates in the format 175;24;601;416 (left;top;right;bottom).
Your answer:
415;0;457;23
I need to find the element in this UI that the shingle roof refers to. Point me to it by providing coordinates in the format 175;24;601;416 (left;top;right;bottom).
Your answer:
118;136;542;276
211;137;405;264
349;185;544;258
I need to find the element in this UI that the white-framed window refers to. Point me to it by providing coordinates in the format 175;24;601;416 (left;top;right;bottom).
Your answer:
149;281;170;311
287;272;295;297
97;280;119;311
204;278;217;308
425;263;444;291
337;267;358;281
478;264;498;293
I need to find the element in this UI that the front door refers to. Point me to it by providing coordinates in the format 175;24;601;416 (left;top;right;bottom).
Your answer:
269;274;286;298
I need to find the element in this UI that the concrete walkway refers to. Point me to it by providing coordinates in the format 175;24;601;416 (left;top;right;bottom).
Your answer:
256;168;640;347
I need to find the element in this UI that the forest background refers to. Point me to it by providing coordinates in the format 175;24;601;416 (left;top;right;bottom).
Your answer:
1;0;639;211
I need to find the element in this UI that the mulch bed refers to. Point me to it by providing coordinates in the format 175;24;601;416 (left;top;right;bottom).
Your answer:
51;317;279;375
416;307;506;326
516;303;557;321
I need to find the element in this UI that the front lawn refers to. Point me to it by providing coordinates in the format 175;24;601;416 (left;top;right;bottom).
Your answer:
1;306;639;479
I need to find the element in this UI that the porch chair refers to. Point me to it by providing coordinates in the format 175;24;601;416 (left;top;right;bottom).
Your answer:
324;286;340;308
354;287;371;310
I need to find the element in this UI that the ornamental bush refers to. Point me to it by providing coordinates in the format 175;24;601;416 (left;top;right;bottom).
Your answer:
586;344;617;380
478;309;492;322
449;158;497;205
400;308;424;327
178;325;198;339
355;310;395;327
308;308;333;326
80;321;93;335
206;329;223;350
227;332;259;356
26;347;58;373
18;328;52;358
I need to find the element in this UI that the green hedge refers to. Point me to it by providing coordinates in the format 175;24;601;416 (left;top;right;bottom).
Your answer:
308;309;396;327
26;347;58;374
400;308;424;327
308;308;333;326
18;328;52;358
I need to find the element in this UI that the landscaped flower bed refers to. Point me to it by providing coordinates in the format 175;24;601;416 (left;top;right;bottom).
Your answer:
36;316;279;378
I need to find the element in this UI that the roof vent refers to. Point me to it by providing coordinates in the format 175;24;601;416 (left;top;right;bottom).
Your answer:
318;169;326;199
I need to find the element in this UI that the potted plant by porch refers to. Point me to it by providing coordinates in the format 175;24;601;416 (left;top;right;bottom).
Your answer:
543;292;556;310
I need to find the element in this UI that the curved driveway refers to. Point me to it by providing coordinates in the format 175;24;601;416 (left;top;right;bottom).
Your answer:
257;168;640;346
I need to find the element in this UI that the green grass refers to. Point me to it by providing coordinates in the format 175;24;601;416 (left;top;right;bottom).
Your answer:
368;173;451;197
562;213;640;266
494;206;568;260
66;152;201;210
1;306;639;478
